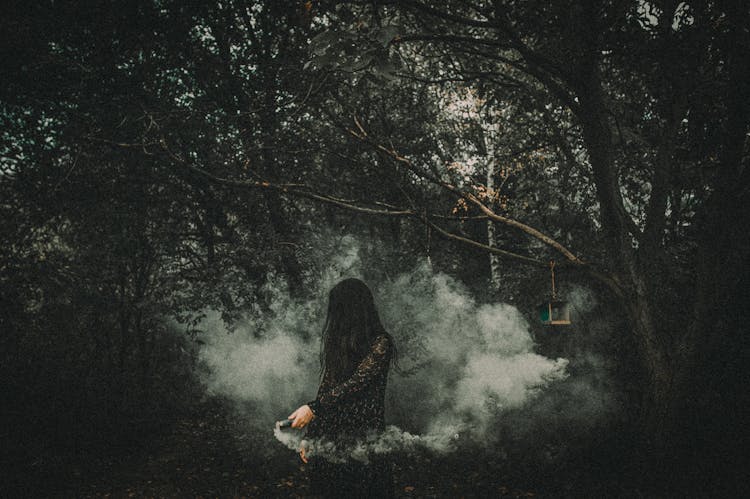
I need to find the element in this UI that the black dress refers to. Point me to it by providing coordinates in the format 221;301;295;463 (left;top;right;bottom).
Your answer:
305;333;394;498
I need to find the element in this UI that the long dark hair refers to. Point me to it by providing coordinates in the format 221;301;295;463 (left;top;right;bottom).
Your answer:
320;278;394;382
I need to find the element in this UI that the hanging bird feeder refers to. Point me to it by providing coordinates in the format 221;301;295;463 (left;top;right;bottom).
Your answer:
539;260;571;326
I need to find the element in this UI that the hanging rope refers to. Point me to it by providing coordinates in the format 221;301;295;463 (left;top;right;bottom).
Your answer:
550;260;557;300
426;225;432;266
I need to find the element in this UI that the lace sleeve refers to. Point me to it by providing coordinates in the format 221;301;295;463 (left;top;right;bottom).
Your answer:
315;368;334;397
307;334;392;418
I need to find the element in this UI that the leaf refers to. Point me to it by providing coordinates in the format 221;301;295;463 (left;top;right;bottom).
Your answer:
309;31;338;56
376;26;401;47
372;60;399;81
340;56;374;72
311;53;336;68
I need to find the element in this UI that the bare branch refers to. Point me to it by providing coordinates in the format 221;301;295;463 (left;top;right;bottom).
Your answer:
87;132;592;272
178;160;414;218
347;119;586;266
395;33;512;49
423;217;547;266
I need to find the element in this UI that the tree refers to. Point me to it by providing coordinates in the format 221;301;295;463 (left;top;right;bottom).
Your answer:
229;0;749;454
3;2;746;488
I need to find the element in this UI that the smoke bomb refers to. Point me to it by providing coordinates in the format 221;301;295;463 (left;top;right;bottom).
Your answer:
276;419;293;429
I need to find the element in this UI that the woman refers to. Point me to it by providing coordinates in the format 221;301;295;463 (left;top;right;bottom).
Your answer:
287;278;396;498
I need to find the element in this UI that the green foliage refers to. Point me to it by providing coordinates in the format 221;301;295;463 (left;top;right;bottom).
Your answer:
1;2;747;493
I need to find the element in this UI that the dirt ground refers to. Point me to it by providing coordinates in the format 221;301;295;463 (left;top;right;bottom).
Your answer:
6;399;548;498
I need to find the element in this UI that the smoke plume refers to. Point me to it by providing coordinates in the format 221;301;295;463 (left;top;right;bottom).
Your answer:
197;236;579;462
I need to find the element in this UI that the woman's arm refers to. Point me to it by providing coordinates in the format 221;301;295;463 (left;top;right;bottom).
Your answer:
307;334;392;418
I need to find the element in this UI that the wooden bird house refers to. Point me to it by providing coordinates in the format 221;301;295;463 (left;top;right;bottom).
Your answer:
539;300;571;326
540;261;571;327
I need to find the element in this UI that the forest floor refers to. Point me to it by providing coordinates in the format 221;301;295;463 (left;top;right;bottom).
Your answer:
7;399;545;498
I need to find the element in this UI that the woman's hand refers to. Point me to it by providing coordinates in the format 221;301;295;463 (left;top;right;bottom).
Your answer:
288;404;315;429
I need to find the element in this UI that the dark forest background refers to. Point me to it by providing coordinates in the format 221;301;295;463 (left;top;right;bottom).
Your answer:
1;1;748;497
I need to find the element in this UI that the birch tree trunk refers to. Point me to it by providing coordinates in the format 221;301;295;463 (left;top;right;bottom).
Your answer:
485;159;503;296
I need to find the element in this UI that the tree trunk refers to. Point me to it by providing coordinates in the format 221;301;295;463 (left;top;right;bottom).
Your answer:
577;75;677;443
212;9;304;293
486;160;503;296
668;3;750;478
626;283;675;438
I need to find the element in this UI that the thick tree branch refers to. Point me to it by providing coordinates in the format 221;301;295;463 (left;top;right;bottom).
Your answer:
396;1;494;28
348;118;585;266
395;33;512;49
394;31;580;112
182;158;553;267
178;160;415;218
642;69;688;250
423;216;547;266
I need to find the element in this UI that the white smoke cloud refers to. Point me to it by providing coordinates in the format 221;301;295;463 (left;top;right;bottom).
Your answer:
273;424;461;464
376;265;568;450
197;284;322;424
196;236;572;462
